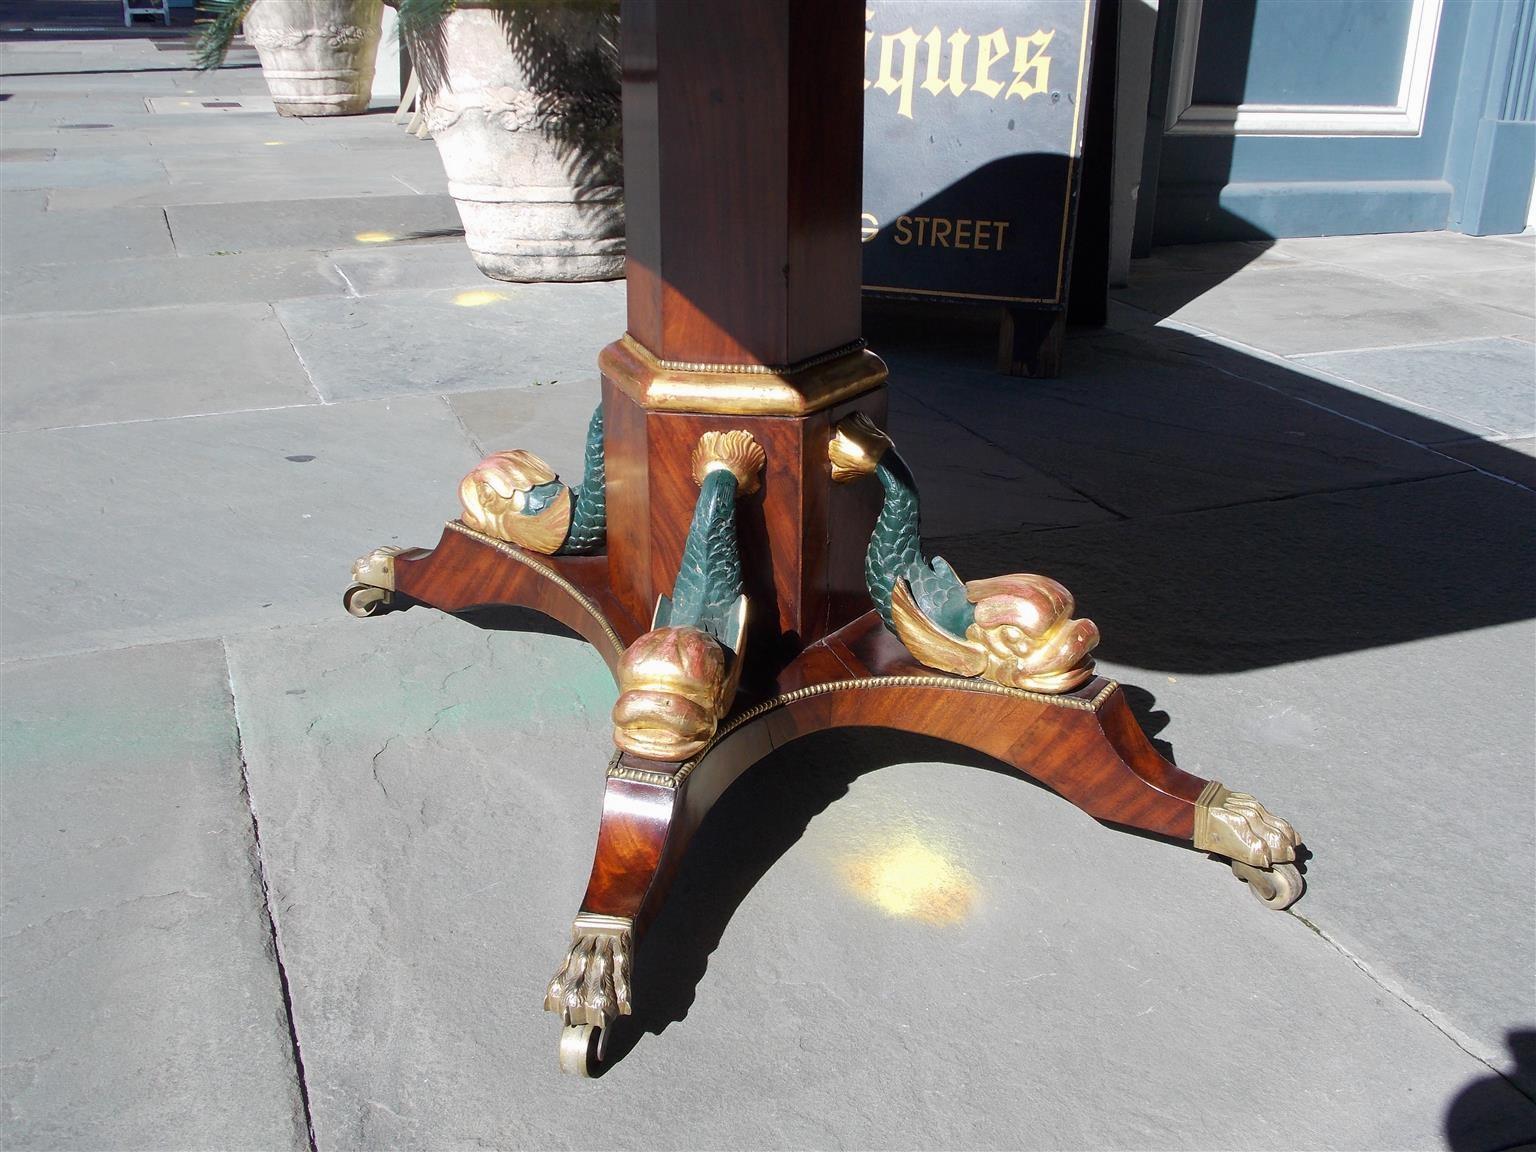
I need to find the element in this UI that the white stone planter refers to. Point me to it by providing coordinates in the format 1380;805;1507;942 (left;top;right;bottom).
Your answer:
244;0;384;117
417;7;624;283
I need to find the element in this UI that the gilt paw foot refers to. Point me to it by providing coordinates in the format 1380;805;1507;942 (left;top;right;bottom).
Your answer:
1195;781;1303;909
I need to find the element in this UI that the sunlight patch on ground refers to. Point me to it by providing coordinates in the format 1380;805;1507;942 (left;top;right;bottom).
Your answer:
453;289;508;307
842;834;976;925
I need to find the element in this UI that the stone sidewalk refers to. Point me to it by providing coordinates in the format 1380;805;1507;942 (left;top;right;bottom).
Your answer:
2;32;1534;1152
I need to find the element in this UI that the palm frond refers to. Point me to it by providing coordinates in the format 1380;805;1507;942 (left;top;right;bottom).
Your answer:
394;0;460;91
394;0;459;42
192;0;255;72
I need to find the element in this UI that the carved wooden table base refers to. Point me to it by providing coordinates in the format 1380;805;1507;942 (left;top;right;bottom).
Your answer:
345;398;1304;1077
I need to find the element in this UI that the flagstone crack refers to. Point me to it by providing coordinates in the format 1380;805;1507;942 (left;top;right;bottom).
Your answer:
221;638;319;1152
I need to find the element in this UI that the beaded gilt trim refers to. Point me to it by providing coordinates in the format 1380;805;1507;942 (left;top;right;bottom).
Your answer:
607;675;1119;790
638;336;868;376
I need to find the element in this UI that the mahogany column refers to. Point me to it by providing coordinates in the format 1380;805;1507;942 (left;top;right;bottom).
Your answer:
601;0;886;681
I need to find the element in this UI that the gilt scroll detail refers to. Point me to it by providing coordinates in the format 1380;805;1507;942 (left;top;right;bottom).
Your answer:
457;405;607;555
611;431;761;761
831;412;1099;694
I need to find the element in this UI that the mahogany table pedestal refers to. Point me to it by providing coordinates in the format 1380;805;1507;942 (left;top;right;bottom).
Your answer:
343;0;1304;1077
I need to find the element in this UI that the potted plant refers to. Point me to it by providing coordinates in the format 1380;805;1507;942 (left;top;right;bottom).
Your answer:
397;0;623;282
195;0;386;116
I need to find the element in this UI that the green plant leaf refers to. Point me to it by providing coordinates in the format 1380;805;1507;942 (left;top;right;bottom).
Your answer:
191;0;255;71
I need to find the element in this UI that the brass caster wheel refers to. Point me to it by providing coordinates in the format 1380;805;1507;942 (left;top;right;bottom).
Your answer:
558;1024;607;1077
343;584;390;618
1230;860;1303;910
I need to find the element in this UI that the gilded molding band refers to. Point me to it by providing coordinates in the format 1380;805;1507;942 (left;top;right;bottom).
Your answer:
599;335;888;415
608;675;1120;790
1194;780;1301;868
571;913;634;938
444;521;626;656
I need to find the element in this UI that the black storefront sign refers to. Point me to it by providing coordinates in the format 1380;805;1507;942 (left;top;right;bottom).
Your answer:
861;0;1096;309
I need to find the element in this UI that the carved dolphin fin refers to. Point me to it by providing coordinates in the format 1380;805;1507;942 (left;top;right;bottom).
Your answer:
890;578;988;678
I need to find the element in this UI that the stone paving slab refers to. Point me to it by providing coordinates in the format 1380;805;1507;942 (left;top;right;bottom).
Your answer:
1;639;307;1151
328;239;491;296
1;247;345;313
885;386;1121;533
0;301;315;431
143;94;276;116
224;610;1536;1150
446;378;616;474
1296;337;1536;442
1270;229;1536;276
1126;238;1301;276
40;179;180;211
167;194;462;256
0;146;55;162
0;150;165;190
136;117;322;147
274;280;626;402
150;136;350;166
1140;317;1534;449
0;202;173;265
19;128;155;153
0;395;478;661
883;325;1466;519
1113;261;1529;356
0;189;49;217
937;469;1536;1090
1401;265;1536;322
150;173;443;206
157;149;448;191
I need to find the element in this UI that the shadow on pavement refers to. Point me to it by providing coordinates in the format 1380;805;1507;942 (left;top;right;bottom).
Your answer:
1445;1030;1536;1151
868;301;1536;676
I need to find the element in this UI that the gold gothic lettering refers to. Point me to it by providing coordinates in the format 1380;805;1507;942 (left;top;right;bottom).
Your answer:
1009;29;1054;101
874;26;922;120
864;15;1058;120
921;28;969;98
973;28;1008;98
